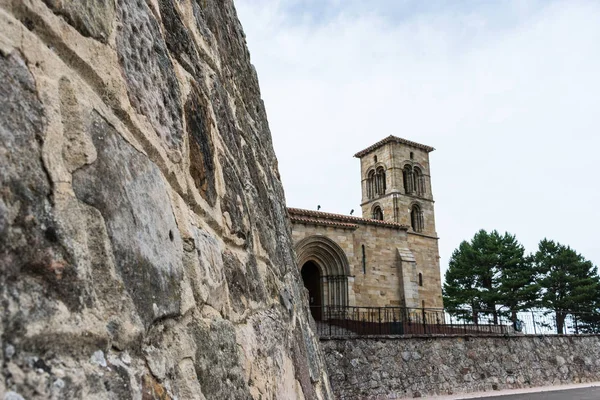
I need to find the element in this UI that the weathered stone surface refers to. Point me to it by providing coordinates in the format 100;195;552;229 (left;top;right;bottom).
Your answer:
0;51;49;278
292;323;320;400
198;0;269;141
42;0;115;42
0;51;85;317
192;318;251;399
185;227;228;312
0;0;332;398
158;0;203;78
115;0;183;154
0;52;141;390
222;250;265;313
220;153;251;244
186;82;216;206
73;111;183;327
141;314;252;400
321;335;600;399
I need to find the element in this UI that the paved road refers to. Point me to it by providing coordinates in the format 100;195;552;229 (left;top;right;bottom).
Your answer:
458;386;600;400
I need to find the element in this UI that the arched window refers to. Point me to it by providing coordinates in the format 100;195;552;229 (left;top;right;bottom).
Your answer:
372;205;383;221
375;167;386;195
410;204;424;232
418;272;423;287
404;165;426;197
413;167;423;196
403;165;413;194
366;170;376;199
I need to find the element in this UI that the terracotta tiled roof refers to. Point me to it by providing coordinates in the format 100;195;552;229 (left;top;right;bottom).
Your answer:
353;135;435;158
289;215;358;230
288;208;409;230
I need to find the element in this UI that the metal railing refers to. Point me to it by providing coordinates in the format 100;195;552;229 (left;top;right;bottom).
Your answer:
310;306;600;337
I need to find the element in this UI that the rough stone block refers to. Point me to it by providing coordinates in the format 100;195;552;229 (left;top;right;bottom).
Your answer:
73;111;183;327
115;0;183;153
42;0;115;42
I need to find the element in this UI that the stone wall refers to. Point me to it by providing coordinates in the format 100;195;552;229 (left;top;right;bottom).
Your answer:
0;1;331;399
321;335;600;399
408;233;443;308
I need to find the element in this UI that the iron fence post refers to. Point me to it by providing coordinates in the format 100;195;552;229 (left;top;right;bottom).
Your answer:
422;306;426;334
531;311;536;335
493;309;498;332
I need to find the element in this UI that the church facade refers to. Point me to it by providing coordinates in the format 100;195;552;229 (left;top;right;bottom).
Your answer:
289;136;443;315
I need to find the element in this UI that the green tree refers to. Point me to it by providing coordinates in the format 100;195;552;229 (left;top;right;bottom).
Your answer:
578;282;600;333
576;307;600;334
443;230;497;323
495;235;539;325
443;230;537;325
534;239;600;334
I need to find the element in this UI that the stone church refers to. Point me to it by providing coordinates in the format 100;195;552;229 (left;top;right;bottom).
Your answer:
289;136;443;317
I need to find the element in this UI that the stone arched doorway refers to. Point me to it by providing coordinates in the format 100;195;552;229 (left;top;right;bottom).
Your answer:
294;235;350;318
301;261;322;320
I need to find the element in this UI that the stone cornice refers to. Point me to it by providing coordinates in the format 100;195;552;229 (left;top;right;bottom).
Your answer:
354;135;435;158
408;231;439;240
360;192;435;207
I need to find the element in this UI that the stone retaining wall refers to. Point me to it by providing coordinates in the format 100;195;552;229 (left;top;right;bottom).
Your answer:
0;1;331;398
321;335;600;399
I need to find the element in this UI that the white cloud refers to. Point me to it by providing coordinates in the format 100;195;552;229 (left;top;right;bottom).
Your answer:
236;0;600;274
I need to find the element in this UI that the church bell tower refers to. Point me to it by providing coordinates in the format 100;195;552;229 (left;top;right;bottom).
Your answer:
354;135;437;237
354;136;443;308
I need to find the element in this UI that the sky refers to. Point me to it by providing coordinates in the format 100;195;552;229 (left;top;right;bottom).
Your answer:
235;0;600;277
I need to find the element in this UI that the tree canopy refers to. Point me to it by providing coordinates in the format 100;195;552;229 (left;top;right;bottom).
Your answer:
444;231;600;333
443;230;537;323
443;230;600;333
533;239;600;333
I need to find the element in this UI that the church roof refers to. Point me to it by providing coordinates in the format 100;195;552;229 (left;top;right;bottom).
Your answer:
353;135;435;158
288;208;409;230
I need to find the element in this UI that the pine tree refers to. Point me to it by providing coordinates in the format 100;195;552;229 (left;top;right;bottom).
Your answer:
495;233;539;325
534;239;600;334
443;230;500;324
444;230;537;325
577;288;600;334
